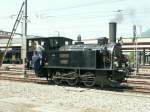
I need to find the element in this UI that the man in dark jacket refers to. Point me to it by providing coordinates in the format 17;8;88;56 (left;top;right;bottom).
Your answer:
32;51;41;74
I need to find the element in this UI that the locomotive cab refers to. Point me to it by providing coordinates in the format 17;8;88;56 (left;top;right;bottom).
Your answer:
26;36;73;77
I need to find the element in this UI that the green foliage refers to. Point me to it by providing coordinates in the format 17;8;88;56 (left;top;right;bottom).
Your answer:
129;52;135;64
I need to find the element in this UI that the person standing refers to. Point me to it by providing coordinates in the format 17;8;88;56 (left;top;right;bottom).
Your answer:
31;41;44;75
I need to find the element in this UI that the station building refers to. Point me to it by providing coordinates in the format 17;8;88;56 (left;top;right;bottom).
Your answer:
0;30;43;64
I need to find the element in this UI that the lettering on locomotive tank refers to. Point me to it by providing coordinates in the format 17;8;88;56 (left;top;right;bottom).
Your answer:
59;53;69;58
51;54;56;57
60;60;68;64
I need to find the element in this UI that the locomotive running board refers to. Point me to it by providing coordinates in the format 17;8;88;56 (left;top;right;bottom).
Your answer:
44;66;113;71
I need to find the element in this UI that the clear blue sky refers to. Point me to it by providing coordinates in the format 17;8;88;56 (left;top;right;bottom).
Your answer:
0;0;150;39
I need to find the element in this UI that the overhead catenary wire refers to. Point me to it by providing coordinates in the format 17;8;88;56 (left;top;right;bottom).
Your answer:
1;0;150;22
0;0;121;20
31;0;125;14
1;6;150;21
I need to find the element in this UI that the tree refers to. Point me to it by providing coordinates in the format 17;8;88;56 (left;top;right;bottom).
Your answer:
128;52;135;67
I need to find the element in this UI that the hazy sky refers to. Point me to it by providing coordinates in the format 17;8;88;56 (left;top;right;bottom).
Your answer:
0;0;150;39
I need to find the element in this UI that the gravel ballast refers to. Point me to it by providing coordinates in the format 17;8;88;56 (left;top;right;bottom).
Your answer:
0;80;150;112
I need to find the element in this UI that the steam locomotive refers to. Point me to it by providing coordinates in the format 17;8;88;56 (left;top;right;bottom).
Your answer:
26;22;130;87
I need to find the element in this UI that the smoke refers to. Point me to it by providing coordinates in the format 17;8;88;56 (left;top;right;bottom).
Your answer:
111;8;138;24
128;8;138;25
128;9;136;17
111;11;124;24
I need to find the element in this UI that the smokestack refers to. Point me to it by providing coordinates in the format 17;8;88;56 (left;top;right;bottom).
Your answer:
109;22;117;43
77;34;81;42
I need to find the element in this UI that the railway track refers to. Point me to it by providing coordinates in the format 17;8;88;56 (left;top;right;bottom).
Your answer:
0;74;48;84
0;69;150;94
0;68;48;84
128;87;150;94
126;77;150;94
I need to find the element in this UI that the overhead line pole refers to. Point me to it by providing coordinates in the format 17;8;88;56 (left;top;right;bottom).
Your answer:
133;25;138;75
23;0;27;76
25;0;27;37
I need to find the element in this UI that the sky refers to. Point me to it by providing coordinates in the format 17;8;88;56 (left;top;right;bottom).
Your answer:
0;0;150;40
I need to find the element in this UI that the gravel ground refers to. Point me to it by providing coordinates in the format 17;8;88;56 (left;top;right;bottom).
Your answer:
0;80;150;112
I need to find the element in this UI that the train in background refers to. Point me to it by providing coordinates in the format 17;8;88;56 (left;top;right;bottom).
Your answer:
26;22;132;87
0;47;22;64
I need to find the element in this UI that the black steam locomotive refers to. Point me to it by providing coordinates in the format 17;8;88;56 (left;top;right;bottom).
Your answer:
26;22;130;87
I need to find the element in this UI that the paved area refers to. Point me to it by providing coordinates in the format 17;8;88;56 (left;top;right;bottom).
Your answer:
0;80;150;112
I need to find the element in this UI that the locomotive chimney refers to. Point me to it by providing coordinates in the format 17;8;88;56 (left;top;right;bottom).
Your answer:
77;34;81;42
109;22;117;43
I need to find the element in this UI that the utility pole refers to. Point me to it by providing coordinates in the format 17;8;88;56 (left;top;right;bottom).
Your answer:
21;21;24;63
133;25;136;75
133;25;139;74
25;0;27;37
23;0;27;77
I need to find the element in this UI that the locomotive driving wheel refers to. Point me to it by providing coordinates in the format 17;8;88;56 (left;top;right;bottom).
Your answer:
66;71;78;86
52;71;62;85
82;72;96;87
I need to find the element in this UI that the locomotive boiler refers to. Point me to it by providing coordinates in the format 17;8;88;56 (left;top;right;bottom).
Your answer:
27;22;130;87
